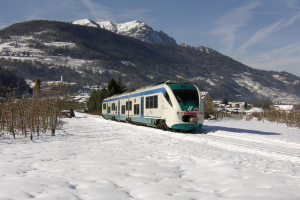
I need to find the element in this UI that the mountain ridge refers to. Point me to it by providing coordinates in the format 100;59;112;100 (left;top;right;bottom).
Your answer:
72;19;177;45
72;19;221;55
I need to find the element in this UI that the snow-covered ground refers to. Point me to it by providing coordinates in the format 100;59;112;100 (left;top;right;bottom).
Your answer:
1;112;300;199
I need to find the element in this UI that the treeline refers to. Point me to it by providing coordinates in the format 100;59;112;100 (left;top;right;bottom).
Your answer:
258;110;300;129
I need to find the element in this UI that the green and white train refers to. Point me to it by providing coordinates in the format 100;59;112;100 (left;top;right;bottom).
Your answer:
102;80;204;131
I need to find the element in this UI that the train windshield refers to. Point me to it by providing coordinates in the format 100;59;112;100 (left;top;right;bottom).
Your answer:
172;89;199;105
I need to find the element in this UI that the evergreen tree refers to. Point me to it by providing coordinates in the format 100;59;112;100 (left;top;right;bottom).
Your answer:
117;75;127;94
107;77;127;97
253;98;272;109
86;90;98;112
244;102;248;109
222;98;228;105
107;78;118;97
96;88;107;112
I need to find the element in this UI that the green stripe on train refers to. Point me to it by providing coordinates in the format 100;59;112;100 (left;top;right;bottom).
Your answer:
171;123;202;130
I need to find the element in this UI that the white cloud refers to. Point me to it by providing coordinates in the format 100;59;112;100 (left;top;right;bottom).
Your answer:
286;0;300;10
212;1;261;52
236;12;300;55
78;0;150;23
240;43;300;76
79;0;114;22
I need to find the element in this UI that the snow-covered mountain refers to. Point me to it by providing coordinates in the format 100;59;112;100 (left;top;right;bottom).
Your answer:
73;19;220;54
72;19;177;45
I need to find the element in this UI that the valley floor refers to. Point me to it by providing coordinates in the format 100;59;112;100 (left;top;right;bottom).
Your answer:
0;113;300;199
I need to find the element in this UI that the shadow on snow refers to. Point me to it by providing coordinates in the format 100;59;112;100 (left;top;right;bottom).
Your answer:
193;125;281;136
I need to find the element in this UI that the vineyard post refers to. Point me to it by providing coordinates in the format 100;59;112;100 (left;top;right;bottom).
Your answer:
24;113;27;138
31;79;40;140
10;108;15;139
1;110;3;132
51;107;57;136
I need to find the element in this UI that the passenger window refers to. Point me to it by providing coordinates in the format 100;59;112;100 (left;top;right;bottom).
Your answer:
126;101;132;111
146;95;158;109
134;104;139;115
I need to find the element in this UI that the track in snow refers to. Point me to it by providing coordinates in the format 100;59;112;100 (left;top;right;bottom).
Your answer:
200;131;300;158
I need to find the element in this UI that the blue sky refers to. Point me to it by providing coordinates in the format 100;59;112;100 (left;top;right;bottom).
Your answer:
1;0;300;77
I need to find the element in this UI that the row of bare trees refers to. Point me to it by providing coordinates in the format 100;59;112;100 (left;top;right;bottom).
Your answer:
0;80;85;139
254;110;300;129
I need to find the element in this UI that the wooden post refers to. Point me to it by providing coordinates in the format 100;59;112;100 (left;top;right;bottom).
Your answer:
51;107;57;136
24;113;27;138
36;112;39;137
10;109;15;139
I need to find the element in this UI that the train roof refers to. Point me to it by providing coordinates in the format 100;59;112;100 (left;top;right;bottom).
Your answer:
105;80;191;99
135;80;190;91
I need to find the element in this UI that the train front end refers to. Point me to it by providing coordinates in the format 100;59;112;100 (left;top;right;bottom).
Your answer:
166;83;204;131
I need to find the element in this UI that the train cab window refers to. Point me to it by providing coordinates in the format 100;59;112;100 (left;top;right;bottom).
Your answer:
108;107;111;113
134;104;139;115
121;105;125;114
126;101;132;111
112;103;115;111
146;95;158;109
103;103;106;110
164;91;173;107
172;89;199;105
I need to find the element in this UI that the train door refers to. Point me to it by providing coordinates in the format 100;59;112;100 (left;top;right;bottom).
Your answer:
106;103;108;117
118;100;120;120
141;97;144;122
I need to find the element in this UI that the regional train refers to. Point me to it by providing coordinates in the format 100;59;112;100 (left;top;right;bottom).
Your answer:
102;80;204;132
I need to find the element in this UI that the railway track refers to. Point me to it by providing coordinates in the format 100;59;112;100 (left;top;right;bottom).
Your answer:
102;115;300;157
202;133;300;158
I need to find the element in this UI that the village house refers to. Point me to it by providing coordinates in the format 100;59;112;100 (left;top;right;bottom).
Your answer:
273;105;294;113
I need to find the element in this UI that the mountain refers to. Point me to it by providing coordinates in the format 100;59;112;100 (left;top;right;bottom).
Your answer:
73;19;177;45
72;19;221;55
0;20;300;104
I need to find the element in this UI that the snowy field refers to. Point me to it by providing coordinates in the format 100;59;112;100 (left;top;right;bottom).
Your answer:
1;112;300;200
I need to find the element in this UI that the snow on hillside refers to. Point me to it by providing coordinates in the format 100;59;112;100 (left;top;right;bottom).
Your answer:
1;112;300;199
233;73;300;104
